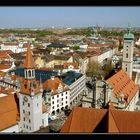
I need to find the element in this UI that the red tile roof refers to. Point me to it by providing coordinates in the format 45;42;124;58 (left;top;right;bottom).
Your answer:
0;94;19;131
86;48;101;55
0;51;11;59
61;105;140;133
0;71;7;77
61;107;107;133
3;42;18;46
0;64;12;70
107;69;139;106
63;62;79;69
43;77;67;95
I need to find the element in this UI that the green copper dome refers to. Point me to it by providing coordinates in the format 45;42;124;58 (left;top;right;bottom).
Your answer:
124;24;134;39
124;33;134;39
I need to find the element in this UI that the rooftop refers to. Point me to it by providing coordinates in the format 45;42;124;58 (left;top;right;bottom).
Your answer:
60;105;140;133
59;71;82;86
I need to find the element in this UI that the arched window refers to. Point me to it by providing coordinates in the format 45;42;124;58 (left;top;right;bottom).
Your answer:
52;111;55;115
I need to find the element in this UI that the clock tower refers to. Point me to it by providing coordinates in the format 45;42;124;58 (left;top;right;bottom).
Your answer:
122;24;134;78
19;44;43;132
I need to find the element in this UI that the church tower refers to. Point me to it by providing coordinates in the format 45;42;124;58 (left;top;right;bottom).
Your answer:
19;44;43;132
122;24;134;78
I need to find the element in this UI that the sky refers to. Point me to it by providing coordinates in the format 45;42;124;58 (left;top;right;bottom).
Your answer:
0;7;140;28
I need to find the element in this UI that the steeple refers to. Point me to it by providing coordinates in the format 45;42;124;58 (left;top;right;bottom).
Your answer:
24;44;35;80
24;44;34;69
124;23;134;39
122;24;134;78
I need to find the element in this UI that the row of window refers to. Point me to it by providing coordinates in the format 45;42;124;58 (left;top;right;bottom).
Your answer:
52;101;68;109
52;96;68;104
52;92;68;99
23;117;31;123
23;102;30;107
23;110;30;115
23;124;31;130
23;102;39;107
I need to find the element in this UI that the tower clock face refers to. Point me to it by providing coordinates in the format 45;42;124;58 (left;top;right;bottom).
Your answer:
23;96;28;102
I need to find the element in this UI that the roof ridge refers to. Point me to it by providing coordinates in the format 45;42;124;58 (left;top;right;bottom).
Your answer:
109;109;120;132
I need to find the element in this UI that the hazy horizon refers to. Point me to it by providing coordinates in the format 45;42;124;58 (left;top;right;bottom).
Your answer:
0;7;140;28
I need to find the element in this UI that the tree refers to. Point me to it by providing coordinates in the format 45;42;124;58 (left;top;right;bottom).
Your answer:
86;59;102;77
70;45;80;50
102;60;114;79
119;45;123;50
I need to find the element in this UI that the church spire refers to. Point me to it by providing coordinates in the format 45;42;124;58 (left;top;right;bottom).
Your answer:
24;44;35;80
24;44;34;69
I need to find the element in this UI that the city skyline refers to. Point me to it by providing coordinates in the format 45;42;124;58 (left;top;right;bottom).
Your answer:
0;7;140;28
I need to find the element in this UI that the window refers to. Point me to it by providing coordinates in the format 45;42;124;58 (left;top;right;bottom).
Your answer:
126;67;127;72
57;104;59;107
61;93;63;96
126;53;128;58
26;125;28;129
61;103;63;105
29;111;30;115
29;119;31;123
61;98;63;101
28;103;30;107
29;127;31;130
57;99;59;103
52;106;54;109
66;96;67;99
23;117;25;121
52;101;54;104
37;103;38;107
23;102;24;106
66;92;67;95
28;70;31;77
52;96;54;99
57;95;59;98
48;98;51;101
66;101;67;104
24;124;25;128
23;110;25;113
